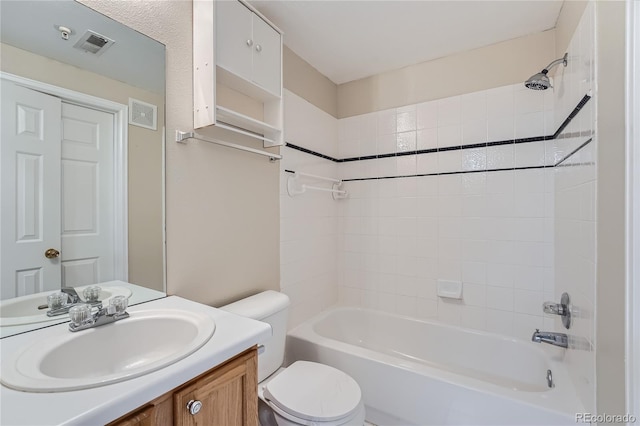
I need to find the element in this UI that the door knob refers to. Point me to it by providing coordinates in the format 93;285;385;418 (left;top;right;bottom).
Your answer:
44;248;60;259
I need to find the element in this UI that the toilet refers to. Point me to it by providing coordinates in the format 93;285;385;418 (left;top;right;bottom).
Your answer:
221;291;366;426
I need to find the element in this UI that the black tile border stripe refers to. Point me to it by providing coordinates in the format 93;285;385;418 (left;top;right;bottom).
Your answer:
337;138;594;182
555;138;593;167
285;137;594;182
285;94;591;164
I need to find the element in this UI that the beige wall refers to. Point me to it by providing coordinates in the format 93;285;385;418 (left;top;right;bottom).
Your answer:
283;46;338;118
77;0;280;307
555;1;589;57
1;43;165;292
595;0;627;416
337;30;556;118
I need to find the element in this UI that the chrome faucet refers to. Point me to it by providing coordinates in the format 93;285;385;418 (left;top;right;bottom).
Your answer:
531;329;568;348
68;295;129;332
46;286;102;317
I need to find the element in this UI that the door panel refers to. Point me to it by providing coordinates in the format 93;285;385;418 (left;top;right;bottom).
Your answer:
60;103;114;287
1;82;62;299
15;268;42;296
216;0;253;82
61;258;99;287
251;14;281;96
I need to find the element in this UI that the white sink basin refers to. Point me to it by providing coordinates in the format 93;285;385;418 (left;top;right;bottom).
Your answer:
0;286;133;327
0;309;216;392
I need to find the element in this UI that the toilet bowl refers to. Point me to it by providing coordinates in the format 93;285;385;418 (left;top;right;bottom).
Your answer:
221;291;365;426
259;362;365;426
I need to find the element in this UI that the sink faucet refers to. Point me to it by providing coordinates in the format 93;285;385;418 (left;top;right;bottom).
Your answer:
46;286;103;317
61;287;80;303
531;329;568;348
68;295;129;332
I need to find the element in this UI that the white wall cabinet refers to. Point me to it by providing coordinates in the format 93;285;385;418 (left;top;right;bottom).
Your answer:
194;0;284;147
217;0;281;97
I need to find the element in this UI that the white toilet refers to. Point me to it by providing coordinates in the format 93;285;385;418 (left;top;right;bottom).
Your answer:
221;291;366;426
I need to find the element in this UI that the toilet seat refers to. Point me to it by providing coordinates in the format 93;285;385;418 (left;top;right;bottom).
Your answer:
263;361;362;425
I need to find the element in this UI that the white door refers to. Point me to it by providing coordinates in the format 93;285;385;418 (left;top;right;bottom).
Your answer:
1;82;62;299
1;82;117;299
60;103;115;287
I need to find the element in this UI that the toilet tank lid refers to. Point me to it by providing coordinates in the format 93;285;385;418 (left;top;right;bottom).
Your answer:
220;290;290;320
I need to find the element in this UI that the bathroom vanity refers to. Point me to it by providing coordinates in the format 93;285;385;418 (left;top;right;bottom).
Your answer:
109;348;257;426
0;296;270;425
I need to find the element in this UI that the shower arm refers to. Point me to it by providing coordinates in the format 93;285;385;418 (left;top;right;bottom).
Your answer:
541;52;568;74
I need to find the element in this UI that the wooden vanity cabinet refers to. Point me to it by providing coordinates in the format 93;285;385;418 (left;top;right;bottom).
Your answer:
108;347;258;426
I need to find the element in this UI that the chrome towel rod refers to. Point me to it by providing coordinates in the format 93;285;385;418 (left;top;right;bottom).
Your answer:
176;130;282;161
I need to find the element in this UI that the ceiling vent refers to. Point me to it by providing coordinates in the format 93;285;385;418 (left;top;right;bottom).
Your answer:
73;30;114;56
129;98;158;131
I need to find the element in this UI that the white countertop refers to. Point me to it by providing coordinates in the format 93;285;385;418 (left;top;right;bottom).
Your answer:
0;296;271;426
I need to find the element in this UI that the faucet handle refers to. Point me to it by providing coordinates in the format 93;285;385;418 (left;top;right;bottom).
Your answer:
108;295;128;315
543;302;566;316
542;292;571;329
82;285;102;302
47;292;69;310
69;304;94;328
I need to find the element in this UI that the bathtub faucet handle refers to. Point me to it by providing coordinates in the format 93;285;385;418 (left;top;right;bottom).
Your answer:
542;302;566;316
542;292;571;329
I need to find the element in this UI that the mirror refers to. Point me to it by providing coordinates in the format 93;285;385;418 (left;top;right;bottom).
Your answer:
0;0;166;337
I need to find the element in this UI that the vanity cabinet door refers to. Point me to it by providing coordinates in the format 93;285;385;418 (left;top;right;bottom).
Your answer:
107;405;155;426
174;348;258;426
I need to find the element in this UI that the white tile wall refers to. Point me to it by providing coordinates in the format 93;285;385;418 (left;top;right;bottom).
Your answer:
281;3;595;411
552;2;597;413
281;90;340;329
334;82;559;341
337;168;555;339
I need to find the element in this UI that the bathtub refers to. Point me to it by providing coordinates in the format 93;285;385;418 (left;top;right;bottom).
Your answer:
286;307;583;426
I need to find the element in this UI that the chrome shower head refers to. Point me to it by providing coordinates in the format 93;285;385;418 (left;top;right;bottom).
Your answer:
525;71;552;90
524;52;568;90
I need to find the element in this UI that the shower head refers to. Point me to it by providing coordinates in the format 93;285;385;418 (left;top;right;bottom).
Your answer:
525;52;568;90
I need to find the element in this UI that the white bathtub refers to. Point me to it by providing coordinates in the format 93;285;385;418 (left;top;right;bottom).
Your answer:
287;307;583;426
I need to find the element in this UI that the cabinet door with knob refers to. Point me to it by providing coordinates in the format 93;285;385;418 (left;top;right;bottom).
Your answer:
107;348;258;426
216;0;253;83
216;0;281;97
174;348;258;426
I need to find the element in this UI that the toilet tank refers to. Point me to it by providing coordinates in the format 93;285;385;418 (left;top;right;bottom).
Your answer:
220;290;289;382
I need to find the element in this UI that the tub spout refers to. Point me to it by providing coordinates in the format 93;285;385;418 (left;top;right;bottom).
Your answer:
531;329;568;348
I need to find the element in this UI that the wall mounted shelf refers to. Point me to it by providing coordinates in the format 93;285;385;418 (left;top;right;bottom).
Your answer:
193;0;284;147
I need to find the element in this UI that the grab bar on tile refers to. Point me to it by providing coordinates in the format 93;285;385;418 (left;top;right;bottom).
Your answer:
286;172;347;199
292;171;342;184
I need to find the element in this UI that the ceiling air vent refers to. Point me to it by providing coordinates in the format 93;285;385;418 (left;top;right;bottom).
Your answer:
73;30;114;56
129;98;158;131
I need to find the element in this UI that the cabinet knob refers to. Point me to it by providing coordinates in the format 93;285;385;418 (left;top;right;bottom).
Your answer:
246;39;253;47
186;399;202;416
255;44;262;52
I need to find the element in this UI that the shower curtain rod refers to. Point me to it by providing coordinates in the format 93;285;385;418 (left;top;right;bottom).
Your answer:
175;130;282;161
